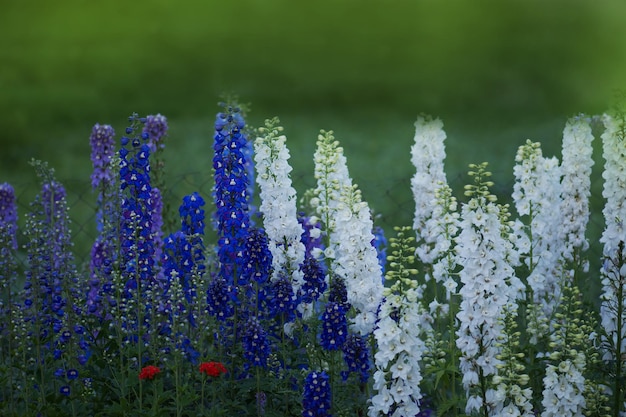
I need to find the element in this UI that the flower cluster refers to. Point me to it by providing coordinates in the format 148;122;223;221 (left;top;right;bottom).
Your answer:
212;107;251;293
455;163;524;415
254;117;306;294
559;116;594;270
370;227;429;417
199;361;227;377
89;123;116;189
142;113;168;154
302;370;332;417
139;365;161;381
512;140;563;316
599;113;626;364
410;115;449;264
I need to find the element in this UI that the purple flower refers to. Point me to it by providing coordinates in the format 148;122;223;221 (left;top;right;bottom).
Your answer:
0;183;18;250
89;124;116;190
142;114;168;154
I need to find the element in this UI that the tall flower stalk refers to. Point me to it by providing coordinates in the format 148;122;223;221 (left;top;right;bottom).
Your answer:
370;226;430;417
454;163;524;416
599;111;626;415
254;117;306;305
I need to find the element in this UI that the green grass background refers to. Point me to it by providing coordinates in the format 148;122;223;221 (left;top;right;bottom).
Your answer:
1;0;625;270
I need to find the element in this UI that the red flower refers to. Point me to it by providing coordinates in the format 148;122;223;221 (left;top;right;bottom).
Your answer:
139;365;161;380
199;361;227;377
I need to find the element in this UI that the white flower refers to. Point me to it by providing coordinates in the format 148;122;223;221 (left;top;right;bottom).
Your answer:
254;119;306;295
370;289;428;417
599;112;626;362
559;115;594;264
313;131;384;335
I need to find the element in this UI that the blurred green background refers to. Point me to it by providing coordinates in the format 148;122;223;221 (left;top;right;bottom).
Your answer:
1;0;625;266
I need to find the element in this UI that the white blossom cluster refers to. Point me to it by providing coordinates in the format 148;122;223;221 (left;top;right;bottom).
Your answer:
599;113;626;362
541;355;587;417
332;185;385;335
410;115;448;265
311;131;383;335
369;287;429;417
254;119;306;293
559;116;594;268
427;184;461;301
455;190;524;415
512;140;563;314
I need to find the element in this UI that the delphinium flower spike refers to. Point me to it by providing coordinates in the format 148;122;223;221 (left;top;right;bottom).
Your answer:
254;117;306;306
312;130;384;335
455;163;524;415
512;140;563;336
210;105;251;319
370;226;430;417
87;123;117;319
599;111;626;415
559;115;594;280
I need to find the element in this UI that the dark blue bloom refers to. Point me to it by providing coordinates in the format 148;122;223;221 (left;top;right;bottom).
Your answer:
320;301;348;351
242;317;270;369
269;276;296;321
302;370;332;417
66;369;79;380
371;225;387;274
212;107;252;289
300;257;327;304
206;275;234;321
59;385;71;397
341;334;370;383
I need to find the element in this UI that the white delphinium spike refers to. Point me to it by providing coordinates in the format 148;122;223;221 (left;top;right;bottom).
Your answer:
312;131;383;335
455;163;523;415
599;112;626;412
369;227;430;417
411;115;448;266
332;184;385;335
254;118;306;294
512;140;564;319
540;286;590;417
492;307;534;417
559;115;595;273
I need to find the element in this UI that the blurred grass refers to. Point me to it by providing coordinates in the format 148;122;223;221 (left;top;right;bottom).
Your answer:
0;0;624;269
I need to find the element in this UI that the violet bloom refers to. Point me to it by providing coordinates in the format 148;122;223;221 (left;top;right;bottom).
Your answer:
89;124;116;190
0;183;18;250
142;113;168;154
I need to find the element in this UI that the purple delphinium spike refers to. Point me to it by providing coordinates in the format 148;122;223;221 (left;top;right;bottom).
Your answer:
0;183;18;250
89;124;116;190
23;162;82;376
142;113;168;154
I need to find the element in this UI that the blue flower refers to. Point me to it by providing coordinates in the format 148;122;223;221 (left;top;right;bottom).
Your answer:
302;371;332;417
242;317;270;369
300;257;327;304
320;301;348;351
59;385;71;397
341;334;370;383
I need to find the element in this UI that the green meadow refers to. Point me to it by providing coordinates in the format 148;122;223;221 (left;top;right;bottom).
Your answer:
1;0;625;265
